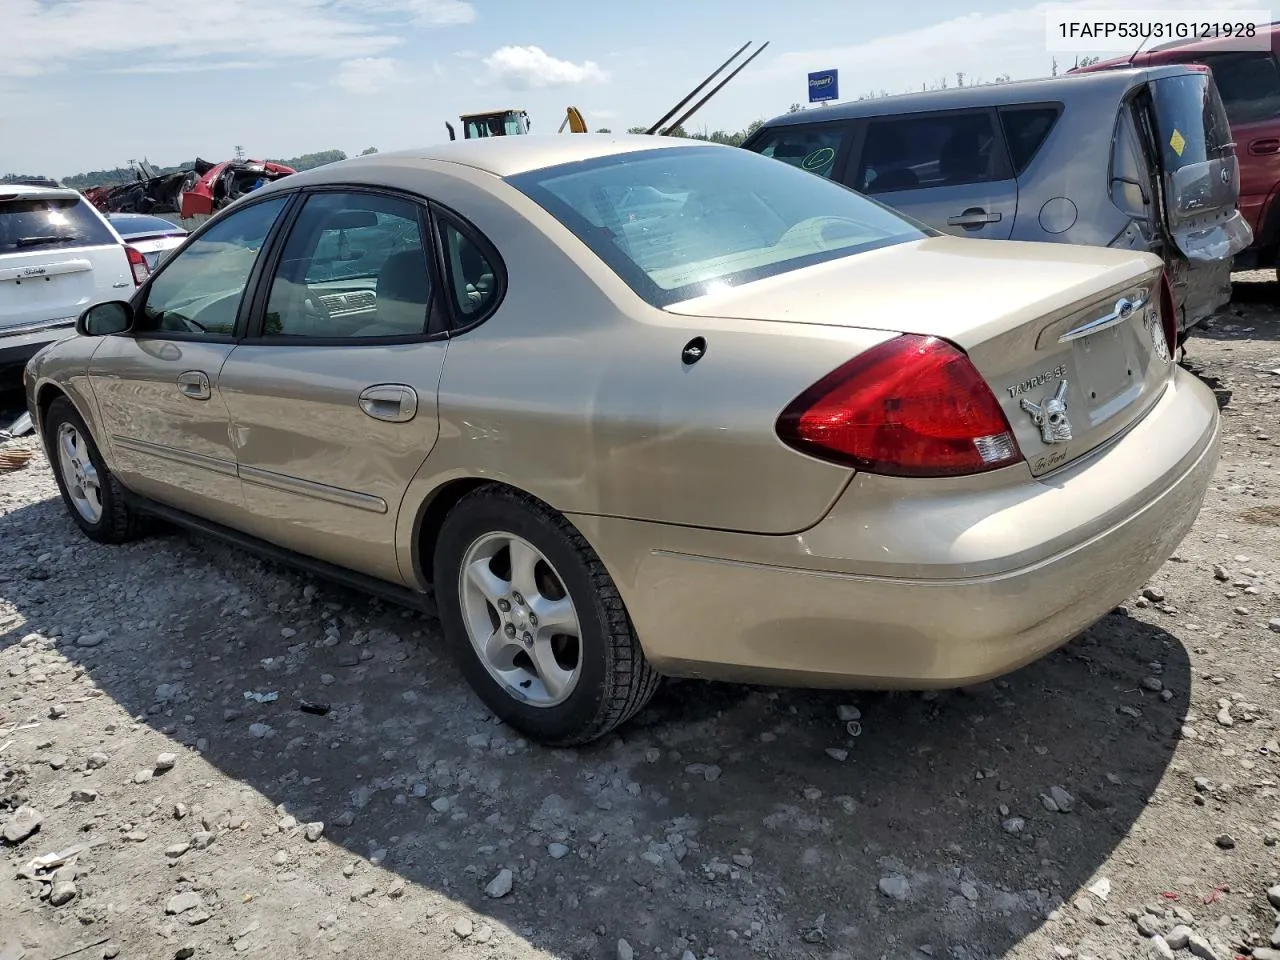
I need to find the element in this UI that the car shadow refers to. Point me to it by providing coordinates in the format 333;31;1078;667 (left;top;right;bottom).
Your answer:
0;490;1191;960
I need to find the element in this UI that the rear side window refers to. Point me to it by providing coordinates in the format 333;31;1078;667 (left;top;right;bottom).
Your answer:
1149;71;1234;171
854;110;1009;194
0;197;116;254
998;105;1062;174
746;124;847;179
1194;51;1280;124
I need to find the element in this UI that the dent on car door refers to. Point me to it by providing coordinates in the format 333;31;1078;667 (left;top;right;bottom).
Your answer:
846;109;1018;240
89;194;291;529
216;189;455;584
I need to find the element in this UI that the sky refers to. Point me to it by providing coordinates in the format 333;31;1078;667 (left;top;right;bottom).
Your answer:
2;0;1264;177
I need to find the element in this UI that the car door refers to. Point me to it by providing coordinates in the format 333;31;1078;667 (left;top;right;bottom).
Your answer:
216;188;470;585
844;108;1018;239
89;194;292;529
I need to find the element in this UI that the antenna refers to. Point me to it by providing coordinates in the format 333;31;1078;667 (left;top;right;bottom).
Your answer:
645;41;753;136
1125;35;1150;66
659;41;771;136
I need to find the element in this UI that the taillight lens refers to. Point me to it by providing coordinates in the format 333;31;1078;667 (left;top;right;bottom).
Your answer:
776;334;1023;478
125;245;150;286
1158;271;1178;359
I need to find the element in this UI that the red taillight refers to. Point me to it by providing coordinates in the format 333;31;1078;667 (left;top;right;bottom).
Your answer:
1158;271;1178;358
776;334;1023;478
124;245;150;286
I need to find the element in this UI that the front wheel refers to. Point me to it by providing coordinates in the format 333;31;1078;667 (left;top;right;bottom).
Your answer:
433;486;659;745
44;397;142;544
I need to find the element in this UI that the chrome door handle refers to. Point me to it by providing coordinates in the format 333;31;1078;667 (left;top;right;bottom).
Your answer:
947;210;1003;227
176;370;211;401
358;384;418;423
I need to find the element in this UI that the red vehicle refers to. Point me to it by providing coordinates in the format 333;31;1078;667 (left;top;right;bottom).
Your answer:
1074;25;1280;276
179;157;295;219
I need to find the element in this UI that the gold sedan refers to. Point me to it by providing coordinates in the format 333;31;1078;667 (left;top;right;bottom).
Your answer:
22;135;1220;745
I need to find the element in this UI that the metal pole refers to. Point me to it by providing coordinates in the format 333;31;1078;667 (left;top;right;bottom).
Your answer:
660;41;771;135
644;41;753;135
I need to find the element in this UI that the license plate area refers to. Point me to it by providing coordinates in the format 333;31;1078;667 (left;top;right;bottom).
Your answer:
1071;323;1142;427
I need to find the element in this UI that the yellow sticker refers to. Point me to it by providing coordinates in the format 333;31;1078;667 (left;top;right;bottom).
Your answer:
1170;128;1186;156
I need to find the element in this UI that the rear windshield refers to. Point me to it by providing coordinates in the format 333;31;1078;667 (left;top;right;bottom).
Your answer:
506;145;931;307
0;196;117;255
109;214;185;237
1149;72;1234;172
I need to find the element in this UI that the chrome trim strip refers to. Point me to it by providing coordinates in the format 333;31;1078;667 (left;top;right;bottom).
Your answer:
1057;294;1148;343
0;318;76;339
239;465;388;514
112;435;238;477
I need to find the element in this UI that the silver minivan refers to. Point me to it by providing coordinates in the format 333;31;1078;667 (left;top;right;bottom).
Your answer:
743;64;1252;343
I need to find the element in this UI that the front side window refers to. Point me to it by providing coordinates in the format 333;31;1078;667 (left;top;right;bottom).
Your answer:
263;191;433;339
507;145;931;307
137;195;288;337
855;110;1008;194
746;124;847;179
0;196;116;254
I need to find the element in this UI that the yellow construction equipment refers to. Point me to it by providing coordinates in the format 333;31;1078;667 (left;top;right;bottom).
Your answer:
442;42;768;142
446;106;586;141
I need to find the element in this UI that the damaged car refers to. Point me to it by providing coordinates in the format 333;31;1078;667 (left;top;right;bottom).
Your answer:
85;160;196;216
744;64;1252;345
179;157;295;219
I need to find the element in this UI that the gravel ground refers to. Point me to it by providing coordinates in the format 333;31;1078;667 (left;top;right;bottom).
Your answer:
2;283;1279;960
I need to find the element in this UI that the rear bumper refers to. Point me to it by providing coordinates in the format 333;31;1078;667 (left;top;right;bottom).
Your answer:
573;367;1221;688
0;323;75;384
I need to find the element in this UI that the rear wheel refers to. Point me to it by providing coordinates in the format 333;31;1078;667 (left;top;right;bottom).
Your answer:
44;397;142;544
433;485;660;745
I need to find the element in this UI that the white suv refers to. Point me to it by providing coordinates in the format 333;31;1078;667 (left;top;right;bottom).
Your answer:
1;185;150;385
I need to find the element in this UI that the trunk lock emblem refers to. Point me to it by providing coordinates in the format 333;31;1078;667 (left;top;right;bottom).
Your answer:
1020;380;1072;444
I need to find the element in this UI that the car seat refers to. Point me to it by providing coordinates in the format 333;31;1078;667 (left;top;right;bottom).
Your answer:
354;249;431;336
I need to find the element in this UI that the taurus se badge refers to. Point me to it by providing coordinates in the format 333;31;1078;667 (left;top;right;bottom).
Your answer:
1020;380;1072;444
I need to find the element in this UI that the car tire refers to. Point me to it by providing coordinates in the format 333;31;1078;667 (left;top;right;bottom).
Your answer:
433;485;660;746
44;397;142;544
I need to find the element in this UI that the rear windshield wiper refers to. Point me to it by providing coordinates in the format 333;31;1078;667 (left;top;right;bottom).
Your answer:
16;235;80;248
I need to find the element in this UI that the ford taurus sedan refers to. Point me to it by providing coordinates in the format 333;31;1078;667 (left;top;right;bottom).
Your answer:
22;135;1221;745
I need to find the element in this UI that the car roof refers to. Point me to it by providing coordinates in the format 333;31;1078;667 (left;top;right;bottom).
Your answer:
1078;22;1280;70
758;64;1202;126
0;184;83;202
284;133;717;180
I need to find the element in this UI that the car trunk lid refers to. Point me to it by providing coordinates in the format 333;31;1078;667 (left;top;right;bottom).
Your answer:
665;235;1172;477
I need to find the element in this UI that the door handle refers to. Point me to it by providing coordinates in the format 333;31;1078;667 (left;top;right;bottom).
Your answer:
1248;138;1280;155
176;370;211;401
358;384;418;423
947;209;1003;228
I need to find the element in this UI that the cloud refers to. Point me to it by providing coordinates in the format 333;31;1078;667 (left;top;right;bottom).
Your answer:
2;0;471;79
334;57;407;94
483;45;608;90
348;0;476;24
749;0;1258;96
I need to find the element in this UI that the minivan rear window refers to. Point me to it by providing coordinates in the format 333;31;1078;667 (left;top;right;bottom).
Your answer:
0;197;116;254
507;145;931;308
1149;72;1234;172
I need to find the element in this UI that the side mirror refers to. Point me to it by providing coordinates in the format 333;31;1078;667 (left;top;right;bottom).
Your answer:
77;301;134;337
